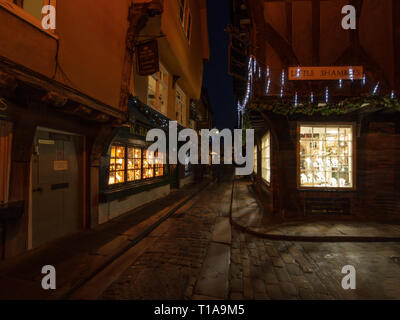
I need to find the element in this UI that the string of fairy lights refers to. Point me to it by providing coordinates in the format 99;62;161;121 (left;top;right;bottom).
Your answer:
236;55;398;127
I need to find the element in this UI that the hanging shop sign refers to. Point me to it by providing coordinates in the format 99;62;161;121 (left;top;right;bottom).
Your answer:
288;66;363;81
135;40;159;76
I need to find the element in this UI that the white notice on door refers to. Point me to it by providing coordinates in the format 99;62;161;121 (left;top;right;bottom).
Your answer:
53;160;68;171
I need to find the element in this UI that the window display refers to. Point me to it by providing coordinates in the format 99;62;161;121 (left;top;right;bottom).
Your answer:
261;132;270;183
127;147;142;182
155;151;165;177
108;145;165;185
299;125;353;188
143;150;155;179
109;146;125;185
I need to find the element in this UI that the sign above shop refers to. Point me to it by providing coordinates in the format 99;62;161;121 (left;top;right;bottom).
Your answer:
135;40;159;76
288;66;363;80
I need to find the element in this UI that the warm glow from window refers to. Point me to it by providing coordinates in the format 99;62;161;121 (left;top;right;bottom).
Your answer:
143;150;155;179
109;146;125;185
127;147;142;182
254;146;257;174
299;125;353;188
261;132;271;183
108;145;165;185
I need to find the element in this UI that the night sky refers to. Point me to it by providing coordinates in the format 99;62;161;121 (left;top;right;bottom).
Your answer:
203;0;236;130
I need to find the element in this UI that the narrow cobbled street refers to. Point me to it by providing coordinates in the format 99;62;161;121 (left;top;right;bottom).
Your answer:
69;180;400;300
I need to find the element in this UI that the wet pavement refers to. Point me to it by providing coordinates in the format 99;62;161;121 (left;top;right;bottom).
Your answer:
97;180;400;300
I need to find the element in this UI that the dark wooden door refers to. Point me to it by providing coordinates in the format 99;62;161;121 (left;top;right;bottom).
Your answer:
32;129;81;248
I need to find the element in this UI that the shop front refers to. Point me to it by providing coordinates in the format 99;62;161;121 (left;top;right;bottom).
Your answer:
251;98;400;221
98;98;176;224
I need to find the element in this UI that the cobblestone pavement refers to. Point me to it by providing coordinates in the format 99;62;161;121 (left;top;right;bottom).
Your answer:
100;181;400;300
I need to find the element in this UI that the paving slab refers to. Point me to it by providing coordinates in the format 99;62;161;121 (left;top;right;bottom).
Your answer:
231;180;400;242
194;242;231;299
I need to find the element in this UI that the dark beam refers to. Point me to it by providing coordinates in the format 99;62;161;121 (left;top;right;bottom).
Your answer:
286;1;292;45
394;0;400;91
312;0;320;65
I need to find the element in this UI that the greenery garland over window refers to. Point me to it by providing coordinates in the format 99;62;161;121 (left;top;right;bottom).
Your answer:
251;95;400;116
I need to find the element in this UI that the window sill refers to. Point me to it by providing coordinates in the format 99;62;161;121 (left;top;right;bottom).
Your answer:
298;188;356;193
0;1;59;40
100;177;171;203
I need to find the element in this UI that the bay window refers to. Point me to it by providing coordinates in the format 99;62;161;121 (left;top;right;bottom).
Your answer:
261;132;271;183
299;124;354;189
108;145;165;186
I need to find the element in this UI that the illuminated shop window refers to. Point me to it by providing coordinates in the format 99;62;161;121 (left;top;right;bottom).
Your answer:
143;150;155;179
261;132;271;183
127;147;142;182
299;125;353;189
254;146;257;174
155;151;165;177
108;145;165;185
109;146;125;185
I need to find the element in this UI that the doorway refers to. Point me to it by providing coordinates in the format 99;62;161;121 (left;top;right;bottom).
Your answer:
32;128;84;248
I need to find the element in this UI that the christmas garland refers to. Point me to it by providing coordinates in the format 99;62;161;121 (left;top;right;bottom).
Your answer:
251;95;400;116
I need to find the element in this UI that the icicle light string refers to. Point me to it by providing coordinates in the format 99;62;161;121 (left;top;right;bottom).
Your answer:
237;56;396;123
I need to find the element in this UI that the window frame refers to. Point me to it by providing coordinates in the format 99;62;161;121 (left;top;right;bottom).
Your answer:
254;145;257;175
108;143;166;187
147;63;169;115
175;85;187;126
297;122;357;191
261;131;271;184
178;0;192;44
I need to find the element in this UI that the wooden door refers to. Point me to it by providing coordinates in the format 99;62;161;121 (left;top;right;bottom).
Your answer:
32;128;82;248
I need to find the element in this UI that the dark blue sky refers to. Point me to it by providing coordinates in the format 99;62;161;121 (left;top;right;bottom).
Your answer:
203;0;235;130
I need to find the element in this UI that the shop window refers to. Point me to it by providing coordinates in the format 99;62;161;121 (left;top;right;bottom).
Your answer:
299;124;353;189
109;146;125;185
108;145;165;186
127;147;142;182
254;145;258;174
261;132;270;183
143;150;155;179
176;86;186;126
147;64;169;115
0;121;13;203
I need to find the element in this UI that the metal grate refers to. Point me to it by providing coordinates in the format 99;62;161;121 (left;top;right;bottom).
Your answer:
305;198;350;216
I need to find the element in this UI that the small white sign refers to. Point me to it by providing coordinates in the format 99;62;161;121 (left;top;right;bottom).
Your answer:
38;139;55;145
53;160;68;171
